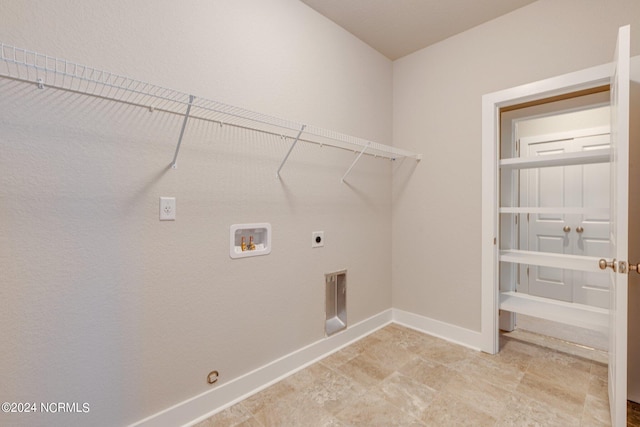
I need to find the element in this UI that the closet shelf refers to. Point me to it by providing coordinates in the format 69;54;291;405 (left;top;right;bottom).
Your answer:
0;42;421;174
499;207;610;215
499;148;610;170
499;291;608;333
499;250;603;272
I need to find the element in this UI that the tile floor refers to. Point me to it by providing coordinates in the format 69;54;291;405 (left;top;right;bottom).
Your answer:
194;324;640;426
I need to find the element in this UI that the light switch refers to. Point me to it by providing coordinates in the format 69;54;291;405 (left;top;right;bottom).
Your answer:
159;197;176;221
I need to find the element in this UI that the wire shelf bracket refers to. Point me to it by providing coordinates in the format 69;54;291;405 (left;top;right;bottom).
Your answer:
341;142;370;183
276;125;306;179
0;42;423;176
171;94;195;169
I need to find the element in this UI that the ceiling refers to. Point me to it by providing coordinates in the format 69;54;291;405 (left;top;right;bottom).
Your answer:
300;0;537;60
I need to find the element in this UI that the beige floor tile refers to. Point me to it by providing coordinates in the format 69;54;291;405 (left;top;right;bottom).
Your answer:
516;371;587;416
368;324;399;341
496;392;580;427
319;334;379;371
240;380;296;415
250;387;335;427
581;394;611;427
492;334;556;368
284;364;327;390
414;337;477;365
334;351;394;388
352;332;384;351
333;391;425;427
316;417;354;427
306;363;368;414
442;370;510;417
281;372;336;412
591;361;608;380
233;419;263;427
588;374;609;402
398;356;453;391
478;345;533;372
376;371;437;420
376;324;441;354
366;337;418;371
448;352;524;392
525;352;592;393
419;391;496;427
319;346;360;370
305;361;347;383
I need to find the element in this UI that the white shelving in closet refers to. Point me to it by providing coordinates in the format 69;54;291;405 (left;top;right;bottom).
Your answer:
499;249;603;272
498;151;611;270
499;147;610;169
497;137;612;332
0;42;421;180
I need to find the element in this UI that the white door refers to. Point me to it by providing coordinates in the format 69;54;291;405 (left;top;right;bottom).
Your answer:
521;131;611;308
606;24;630;427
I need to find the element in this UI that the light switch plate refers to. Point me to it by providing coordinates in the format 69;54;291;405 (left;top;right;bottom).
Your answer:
159;197;176;221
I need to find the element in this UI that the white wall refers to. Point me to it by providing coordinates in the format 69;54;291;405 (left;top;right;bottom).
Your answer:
392;0;640;331
0;1;394;426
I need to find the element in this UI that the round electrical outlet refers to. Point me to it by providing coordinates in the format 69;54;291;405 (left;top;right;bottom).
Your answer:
312;231;324;248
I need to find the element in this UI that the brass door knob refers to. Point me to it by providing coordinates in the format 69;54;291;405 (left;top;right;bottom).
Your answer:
576;226;584;233
563;226;571;232
599;258;617;272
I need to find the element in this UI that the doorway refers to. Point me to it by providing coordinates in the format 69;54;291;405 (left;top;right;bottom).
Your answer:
519;120;610;307
502;97;612;350
495;90;612;337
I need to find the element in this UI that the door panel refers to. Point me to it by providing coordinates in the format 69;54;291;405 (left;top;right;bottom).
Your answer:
608;24;630;427
575;135;611;308
525;141;571;300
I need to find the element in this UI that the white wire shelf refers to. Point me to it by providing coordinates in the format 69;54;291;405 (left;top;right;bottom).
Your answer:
0;42;421;178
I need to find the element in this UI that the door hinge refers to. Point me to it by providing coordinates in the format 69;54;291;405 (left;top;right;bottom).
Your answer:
493;237;497;245
527;213;530;222
516;139;520;155
515;215;518;225
526;266;530;276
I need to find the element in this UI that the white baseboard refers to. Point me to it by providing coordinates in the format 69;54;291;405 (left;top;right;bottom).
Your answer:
392;308;484;351
129;309;393;427
129;308;484;427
